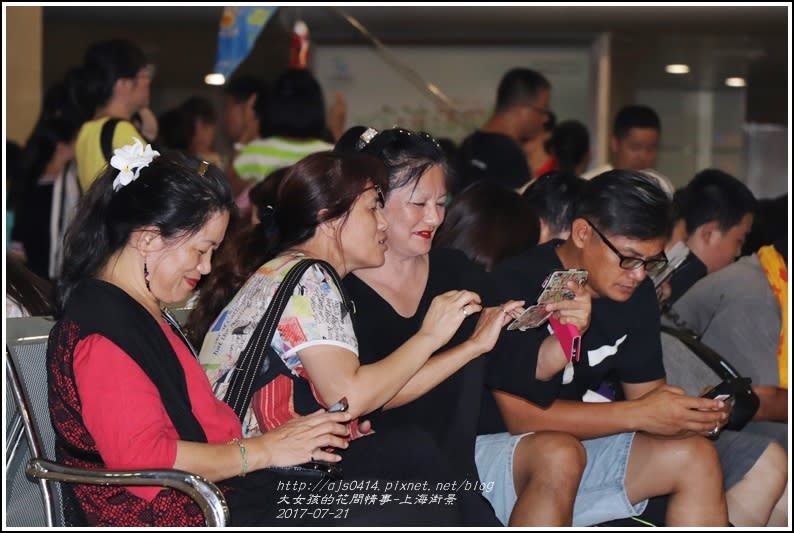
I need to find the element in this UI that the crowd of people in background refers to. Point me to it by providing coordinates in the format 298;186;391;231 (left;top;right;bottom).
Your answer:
4;37;789;528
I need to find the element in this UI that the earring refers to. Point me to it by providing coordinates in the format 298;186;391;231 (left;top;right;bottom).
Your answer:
144;259;151;292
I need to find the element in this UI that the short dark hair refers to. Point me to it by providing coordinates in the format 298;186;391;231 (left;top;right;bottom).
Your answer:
495;68;551;113
180;95;217;125
58;151;235;313
549;120;590;173
435;181;539;271
573;169;673;241
522;170;585;237
266;69;326;139
676;168;757;234
612;105;661;139
157;107;193;151
224;75;269;135
71;39;148;116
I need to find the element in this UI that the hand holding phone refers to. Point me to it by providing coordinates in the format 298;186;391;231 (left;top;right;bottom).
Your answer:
326;397;349;413
507;269;588;331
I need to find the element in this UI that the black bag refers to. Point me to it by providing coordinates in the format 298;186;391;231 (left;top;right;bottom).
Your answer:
661;325;760;431
222;258;352;479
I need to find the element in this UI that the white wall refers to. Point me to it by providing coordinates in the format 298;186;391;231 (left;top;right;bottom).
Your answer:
314;44;592;144
636;88;746;188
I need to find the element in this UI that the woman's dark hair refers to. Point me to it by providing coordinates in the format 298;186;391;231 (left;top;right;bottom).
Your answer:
15;117;80;224
351;127;452;194
6;254;55;317
20;117;79;187
573;169;673;241
249;166;292;222
435;181;539;271
57;150;234;314
334;125;370;154
265;69;326;139
187;151;388;345
69;39;148;118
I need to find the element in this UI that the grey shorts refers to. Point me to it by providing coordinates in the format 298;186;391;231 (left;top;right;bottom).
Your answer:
475;431;647;526
712;429;770;489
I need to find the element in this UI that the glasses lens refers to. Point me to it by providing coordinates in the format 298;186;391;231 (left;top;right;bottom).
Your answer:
620;257;645;270
646;258;669;275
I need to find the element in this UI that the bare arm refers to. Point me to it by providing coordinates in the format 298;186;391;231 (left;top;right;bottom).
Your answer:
300;289;482;418
494;378;728;440
173;411;352;482
752;385;788;422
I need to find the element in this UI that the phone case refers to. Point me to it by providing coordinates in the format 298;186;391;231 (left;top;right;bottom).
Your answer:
548;316;581;362
538;269;588;304
506;304;552;331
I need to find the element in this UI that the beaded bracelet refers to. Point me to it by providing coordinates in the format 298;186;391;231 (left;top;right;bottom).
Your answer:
230;438;248;477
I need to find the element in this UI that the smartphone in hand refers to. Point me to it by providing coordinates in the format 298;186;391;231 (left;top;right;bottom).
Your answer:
327;397;349;413
537;269;589;304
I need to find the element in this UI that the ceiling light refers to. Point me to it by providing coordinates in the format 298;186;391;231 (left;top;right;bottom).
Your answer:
204;73;225;86
665;64;690;74
725;77;746;88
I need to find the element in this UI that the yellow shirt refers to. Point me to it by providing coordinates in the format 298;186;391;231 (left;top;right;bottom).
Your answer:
75;117;142;192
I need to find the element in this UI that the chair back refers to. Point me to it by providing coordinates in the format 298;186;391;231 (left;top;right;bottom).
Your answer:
5;316;62;526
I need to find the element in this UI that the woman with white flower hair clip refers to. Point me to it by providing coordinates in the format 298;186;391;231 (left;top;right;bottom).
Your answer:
49;141;355;526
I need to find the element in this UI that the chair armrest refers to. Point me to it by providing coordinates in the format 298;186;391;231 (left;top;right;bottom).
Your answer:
26;459;229;527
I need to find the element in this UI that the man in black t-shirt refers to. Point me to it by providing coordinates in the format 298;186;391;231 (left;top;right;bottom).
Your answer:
486;170;730;526
456;68;551;193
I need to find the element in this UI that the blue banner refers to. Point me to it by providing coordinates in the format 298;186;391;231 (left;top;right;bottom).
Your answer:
213;6;276;80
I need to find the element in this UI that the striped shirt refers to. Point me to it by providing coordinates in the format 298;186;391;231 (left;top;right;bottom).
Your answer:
233;136;333;183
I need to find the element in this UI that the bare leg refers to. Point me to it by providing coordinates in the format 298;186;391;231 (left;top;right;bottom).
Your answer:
625;433;728;526
724;442;787;526
508;432;586;526
768;483;788;527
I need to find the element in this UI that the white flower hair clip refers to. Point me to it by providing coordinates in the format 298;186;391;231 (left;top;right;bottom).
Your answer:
110;137;160;191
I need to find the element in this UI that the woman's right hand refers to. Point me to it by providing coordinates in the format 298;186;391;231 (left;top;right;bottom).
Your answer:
418;289;482;347
466;300;526;355
252;410;352;468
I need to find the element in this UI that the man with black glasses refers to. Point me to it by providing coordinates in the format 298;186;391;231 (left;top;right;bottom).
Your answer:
481;170;732;526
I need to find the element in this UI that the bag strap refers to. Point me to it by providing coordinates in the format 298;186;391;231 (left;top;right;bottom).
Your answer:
661;325;743;382
223;258;350;421
100;118;122;163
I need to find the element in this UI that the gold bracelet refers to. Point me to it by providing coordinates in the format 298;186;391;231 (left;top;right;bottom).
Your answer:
230;438;248;477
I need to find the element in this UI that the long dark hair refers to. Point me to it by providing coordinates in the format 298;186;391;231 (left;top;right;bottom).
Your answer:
187;151;388;345
18;116;79;196
57;149;234;314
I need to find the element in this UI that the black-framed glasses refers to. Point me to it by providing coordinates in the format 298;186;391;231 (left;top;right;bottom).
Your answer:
584;219;668;274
